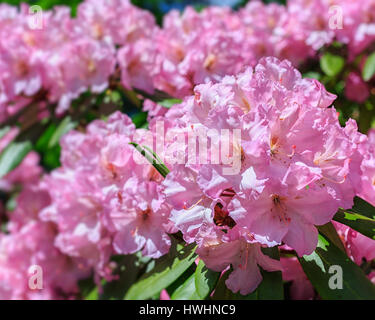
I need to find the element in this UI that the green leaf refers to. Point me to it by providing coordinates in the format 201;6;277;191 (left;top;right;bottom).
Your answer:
48;116;77;149
0;141;32;178
125;242;197;300
0;126;11;140
320;53;345;77
252;247;284;300
211;268;254;300
194;260;220;299
299;234;375;299
350;196;375;219
212;247;283;300
35;123;57;152
362;52;375;81
303;72;322;80
333;209;375;240
171;273;201;300
100;255;143;300
317;222;346;252
158;99;182;109
129;142;170;178
131;111;148;128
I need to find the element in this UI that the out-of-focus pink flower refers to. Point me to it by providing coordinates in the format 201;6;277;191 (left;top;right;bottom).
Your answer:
345;72;370;103
0;221;90;300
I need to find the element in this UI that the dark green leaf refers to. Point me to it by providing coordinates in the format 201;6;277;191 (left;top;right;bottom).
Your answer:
350;197;375;219
320;53;345;77
299;234;375;299
131;111;148;128
194;260;220;299
333;209;375;240
317;222;346;252
362;52;375;81
35;123;57;152
171;273;201;300
0;141;32;178
125;243;197;300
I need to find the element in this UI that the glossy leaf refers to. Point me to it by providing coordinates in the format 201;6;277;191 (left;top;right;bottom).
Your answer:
194;260;220;299
317;222;346;252
333;209;375;240
125;243;197;300
299;234;375;299
0;141;32;178
171;273;201;300
350;197;375;219
48;116;77;149
362;52;375;81
320;53;345;77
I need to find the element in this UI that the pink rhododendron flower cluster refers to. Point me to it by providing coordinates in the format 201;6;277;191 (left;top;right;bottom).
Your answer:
0;0;375;300
0;220;89;299
0;157;89;299
0;3;116;117
4;0;375;123
39;111;177;276
1;55;374;299
156;57;366;294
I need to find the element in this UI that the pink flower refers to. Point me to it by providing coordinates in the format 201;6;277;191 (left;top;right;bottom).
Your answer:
0;221;90;300
334;221;375;265
165;57;360;259
104;179;171;259
118;39;156;94
345;72;370;103
197;233;281;295
281;257;314;300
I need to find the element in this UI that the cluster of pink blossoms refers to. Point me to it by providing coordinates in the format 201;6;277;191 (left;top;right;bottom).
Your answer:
0;110;177;298
1;56;375;298
0;0;375;299
157;57;370;294
3;0;375;123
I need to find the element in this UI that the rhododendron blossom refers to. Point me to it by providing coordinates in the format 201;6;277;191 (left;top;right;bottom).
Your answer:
0;0;375;301
163;58;362;266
